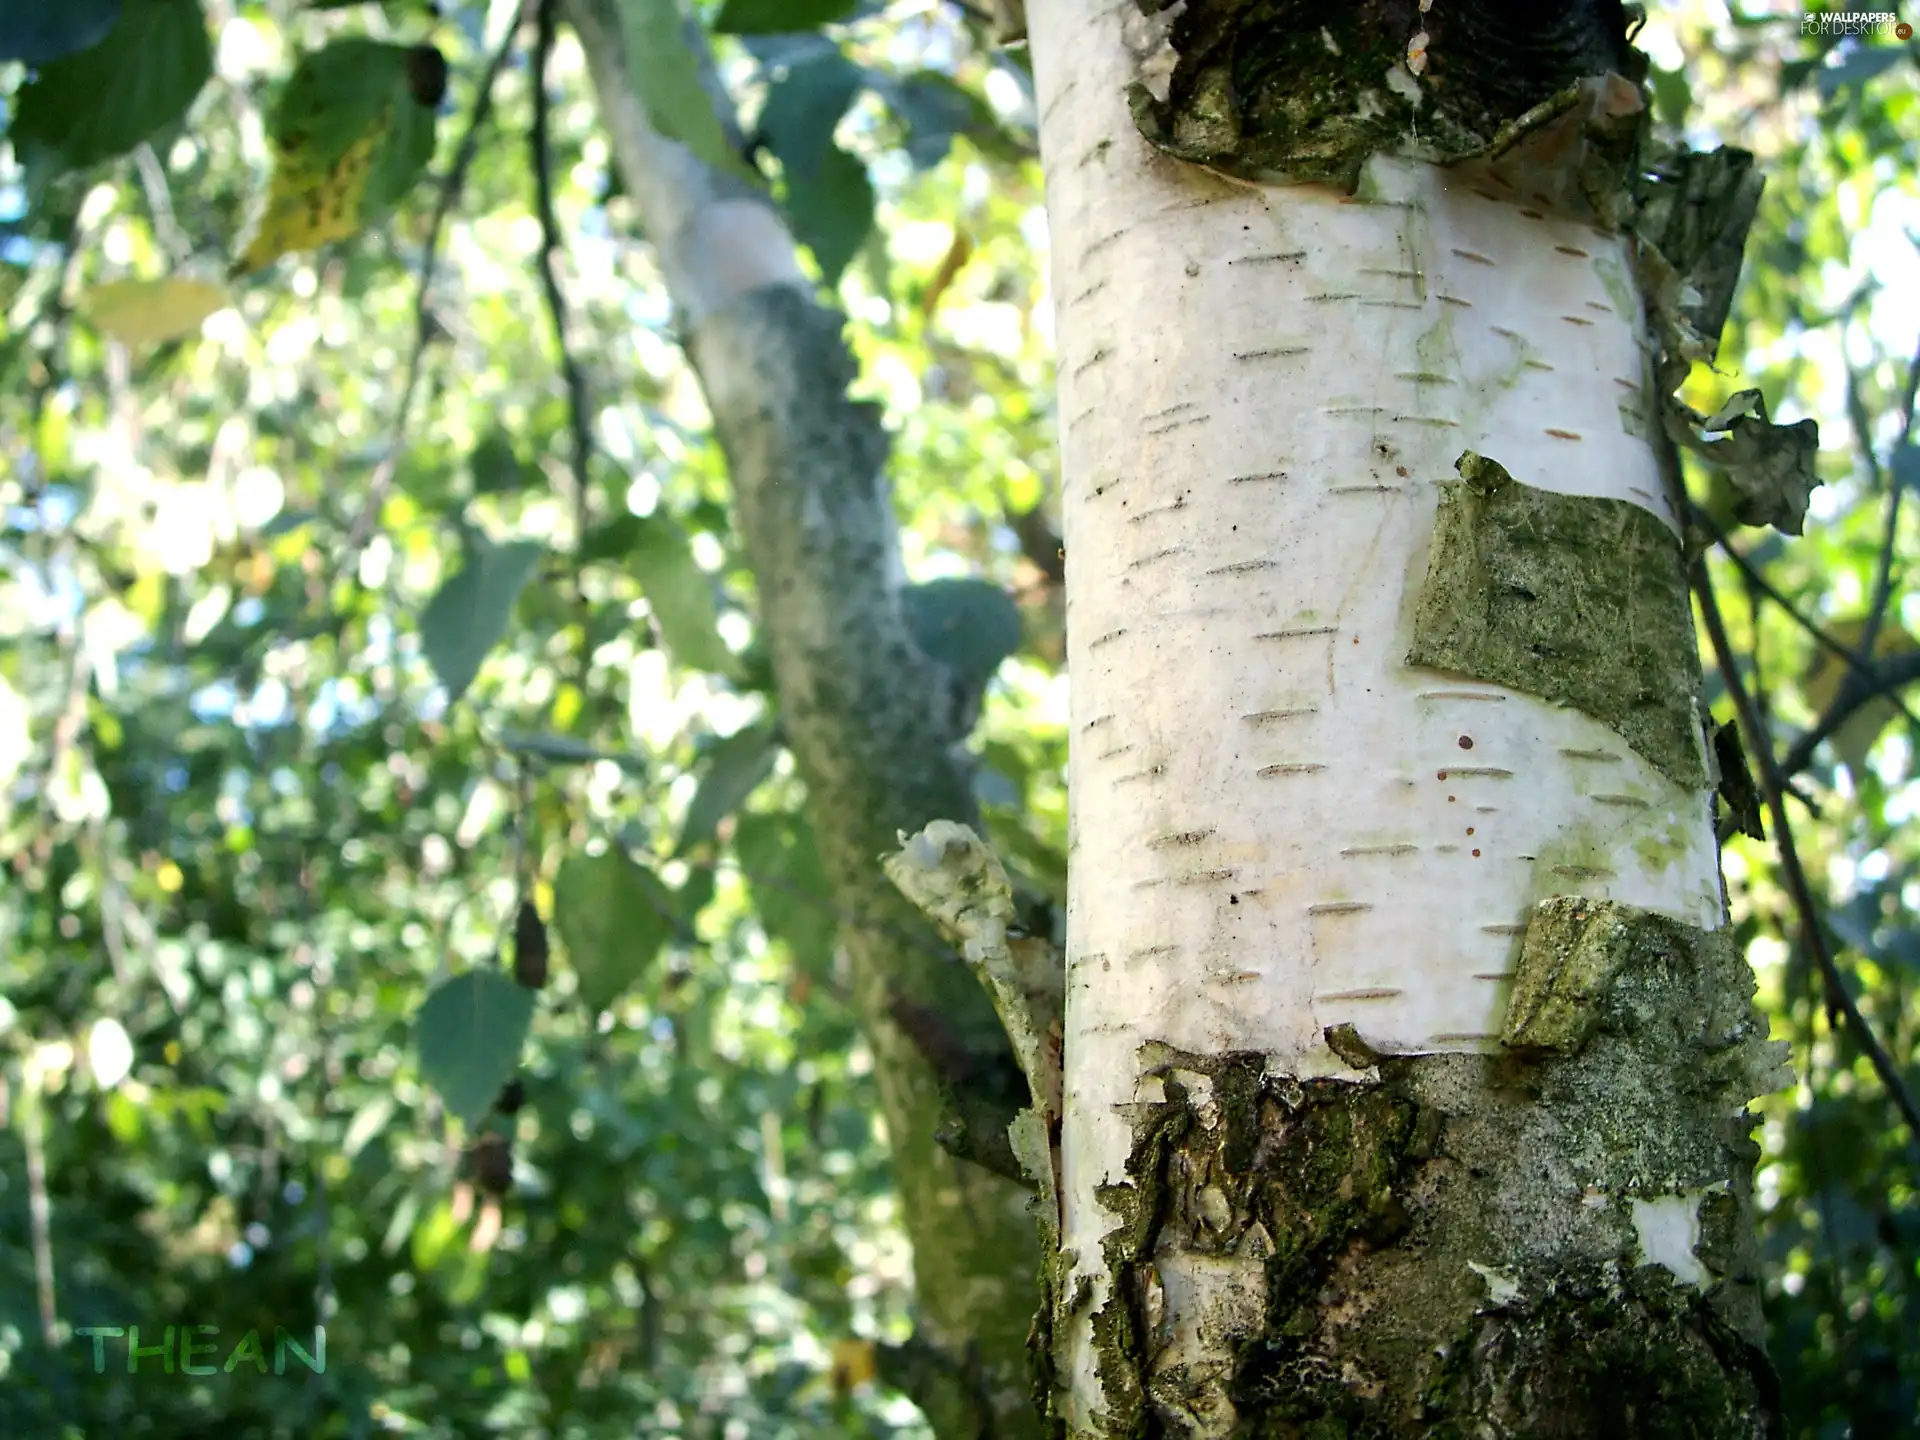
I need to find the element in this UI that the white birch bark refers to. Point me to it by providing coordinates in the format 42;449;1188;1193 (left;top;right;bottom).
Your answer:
1028;2;1725;1427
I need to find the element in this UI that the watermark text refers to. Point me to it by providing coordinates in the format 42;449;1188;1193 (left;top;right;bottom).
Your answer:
71;1324;326;1376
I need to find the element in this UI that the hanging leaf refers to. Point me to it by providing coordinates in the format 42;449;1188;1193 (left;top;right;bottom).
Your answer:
902;577;1023;684
581;513;645;563
415;970;536;1124
614;0;756;181
418;536;544;703
881;70;1026;168
231;38;440;275
512;899;550;990
1670;388;1822;536
675;720;781;856
341;1095;396;1159
9;0;212;171
0;0;121;64
754;49;873;282
470;428;538;494
81;277;230;348
497;729;646;771
714;0;858;34
787;145;875;285
551;850;679;1013
735;811;835;977
758;50;865;177
1646;64;1691;130
632;516;738;676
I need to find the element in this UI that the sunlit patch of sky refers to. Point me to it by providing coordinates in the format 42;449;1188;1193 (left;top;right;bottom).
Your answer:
0;179;31;266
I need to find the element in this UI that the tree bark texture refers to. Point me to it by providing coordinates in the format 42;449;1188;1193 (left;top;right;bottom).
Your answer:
1025;0;1787;1434
562;2;1044;1433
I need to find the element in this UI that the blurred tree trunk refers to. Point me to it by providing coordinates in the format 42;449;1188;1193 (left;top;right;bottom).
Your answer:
1022;1;1790;1434
562;2;1042;1435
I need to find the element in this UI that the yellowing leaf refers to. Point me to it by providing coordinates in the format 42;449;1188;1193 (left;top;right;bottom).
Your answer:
829;1337;877;1395
82;276;230;346
231;38;441;276
232;110;390;276
1801;616;1918;776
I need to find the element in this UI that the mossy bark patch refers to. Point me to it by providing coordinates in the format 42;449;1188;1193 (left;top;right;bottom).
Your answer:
1418;1261;1783;1440
1407;452;1708;790
1127;0;1644;190
1504;894;1698;1054
1077;904;1785;1434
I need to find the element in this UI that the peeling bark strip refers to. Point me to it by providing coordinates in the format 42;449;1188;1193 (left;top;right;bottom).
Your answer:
1407;451;1707;791
1028;0;1794;1430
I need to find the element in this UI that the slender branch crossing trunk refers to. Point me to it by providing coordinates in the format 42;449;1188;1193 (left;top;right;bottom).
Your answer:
1024;2;1788;1433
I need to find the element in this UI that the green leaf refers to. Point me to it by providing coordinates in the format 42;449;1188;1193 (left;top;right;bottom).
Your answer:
341;1094;396;1159
371;86;440;216
754;49;874;280
883;69;1024;168
902;577;1022;684
10;0;212;171
714;0;858;34
0;0;121;63
676;720;781;855
497;730;646;771
632;515;737;675
580;513;644;563
787;145;875;285
270;38;439;207
1646;64;1691;130
268;38;408;166
735;812;834;976
759;50;865;179
470;428;538;495
419;536;544;703
614;0;757;181
415;971;535;1124
551;850;678;1012
260;509;320;537
1818;48;1904;102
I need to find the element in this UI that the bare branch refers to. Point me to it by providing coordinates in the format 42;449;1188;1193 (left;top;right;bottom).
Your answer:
1693;554;1920;1152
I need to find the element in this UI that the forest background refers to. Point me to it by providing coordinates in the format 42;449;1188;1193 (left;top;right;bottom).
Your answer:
0;1;1916;1436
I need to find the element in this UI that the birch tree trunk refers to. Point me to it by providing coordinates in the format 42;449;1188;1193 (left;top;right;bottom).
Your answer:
1024;1;1789;1433
561;3;1042;1433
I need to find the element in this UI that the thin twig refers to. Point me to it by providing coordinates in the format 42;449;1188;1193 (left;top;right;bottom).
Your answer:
1695;505;1920;783
343;16;524;559
1844;363;1903;669
531;0;595;543
532;0;599;704
1693;554;1920;1150
131;144;194;263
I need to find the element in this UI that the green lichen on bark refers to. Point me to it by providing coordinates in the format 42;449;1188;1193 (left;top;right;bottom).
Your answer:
1505;894;1679;1054
1408;451;1708;790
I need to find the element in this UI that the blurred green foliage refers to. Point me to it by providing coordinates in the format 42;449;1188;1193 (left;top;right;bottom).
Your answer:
0;2;1913;1438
